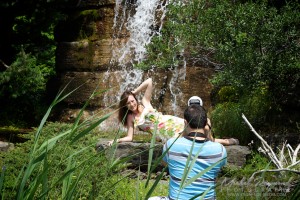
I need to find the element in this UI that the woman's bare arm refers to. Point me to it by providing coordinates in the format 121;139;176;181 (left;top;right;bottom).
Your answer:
108;114;135;145
132;78;153;108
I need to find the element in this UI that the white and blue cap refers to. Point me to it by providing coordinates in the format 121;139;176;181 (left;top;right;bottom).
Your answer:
188;96;203;106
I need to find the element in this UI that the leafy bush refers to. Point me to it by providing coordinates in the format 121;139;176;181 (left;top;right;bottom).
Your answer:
0;50;50;99
0;1;64;127
0;49;55;126
211;87;272;144
216;86;239;103
211;102;248;143
146;0;300;106
142;0;299;136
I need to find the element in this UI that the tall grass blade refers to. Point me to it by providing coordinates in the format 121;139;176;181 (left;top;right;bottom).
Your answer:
109;145;150;170
145;135;179;188
63;169;84;199
26;156;49;200
144;166;168;200
106;109;130;167
146;122;158;185
135;166;141;200
16;82;78;199
182;158;226;188
291;180;300;200
32;80;75;152
71;88;110;131
38;168;77;199
41;155;49;200
190;186;213;200
37;130;71;152
62;153;106;199
107;126;124;166
70;113;111;144
62;156;75;198
12;165;25;194
102;171;136;198
180;138;198;190
16;153;45;199
38;145;98;199
0;166;5;200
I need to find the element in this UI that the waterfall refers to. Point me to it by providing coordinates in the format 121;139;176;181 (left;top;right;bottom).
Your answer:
103;0;185;116
112;0;168;65
103;0;168;103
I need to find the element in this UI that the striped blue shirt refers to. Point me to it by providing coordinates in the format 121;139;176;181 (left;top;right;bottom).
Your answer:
163;137;227;200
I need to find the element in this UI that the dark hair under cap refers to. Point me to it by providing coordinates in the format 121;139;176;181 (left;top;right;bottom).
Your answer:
184;104;207;129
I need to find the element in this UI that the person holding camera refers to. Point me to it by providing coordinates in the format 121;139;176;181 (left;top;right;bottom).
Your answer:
149;104;227;200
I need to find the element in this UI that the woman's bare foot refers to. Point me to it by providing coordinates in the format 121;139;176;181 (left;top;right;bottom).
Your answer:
228;138;239;145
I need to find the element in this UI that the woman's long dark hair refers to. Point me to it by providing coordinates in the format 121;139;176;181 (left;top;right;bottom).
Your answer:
118;90;138;127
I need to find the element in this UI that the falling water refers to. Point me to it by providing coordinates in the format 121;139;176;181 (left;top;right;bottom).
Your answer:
103;0;168;103
169;53;187;113
111;0;168;65
103;0;186;116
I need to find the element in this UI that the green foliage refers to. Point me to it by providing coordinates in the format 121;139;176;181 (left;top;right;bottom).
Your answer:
205;1;300;105
0;49;55;127
240;152;274;178
0;121;164;199
239;88;272;126
1;91;297;199
0;49;50;99
0;122;129;199
221;151;274;179
0;0;66;127
153;0;300;96
216;86;239;103
211;102;248;143
143;0;299;129
211;88;272;144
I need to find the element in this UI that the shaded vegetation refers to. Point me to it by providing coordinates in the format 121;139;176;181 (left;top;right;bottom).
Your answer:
141;0;300;144
0;0;67;127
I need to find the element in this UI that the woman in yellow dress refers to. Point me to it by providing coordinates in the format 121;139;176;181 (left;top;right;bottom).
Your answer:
108;78;239;146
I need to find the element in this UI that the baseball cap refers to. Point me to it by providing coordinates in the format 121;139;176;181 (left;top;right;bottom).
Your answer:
188;96;203;106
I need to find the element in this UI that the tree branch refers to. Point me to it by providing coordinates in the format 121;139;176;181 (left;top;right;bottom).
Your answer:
242;113;300;181
242;113;282;168
293;144;300;164
0;59;10;69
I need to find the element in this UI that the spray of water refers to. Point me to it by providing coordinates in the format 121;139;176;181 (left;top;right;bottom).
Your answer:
102;0;169;103
103;0;186;117
112;0;168;65
168;48;187;115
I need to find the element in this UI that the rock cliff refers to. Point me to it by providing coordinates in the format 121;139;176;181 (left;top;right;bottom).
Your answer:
51;0;215;130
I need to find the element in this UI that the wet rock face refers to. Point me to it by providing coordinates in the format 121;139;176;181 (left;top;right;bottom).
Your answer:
52;0;215;126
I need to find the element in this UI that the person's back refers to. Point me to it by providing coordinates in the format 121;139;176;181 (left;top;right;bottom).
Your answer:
164;137;226;200
161;104;227;200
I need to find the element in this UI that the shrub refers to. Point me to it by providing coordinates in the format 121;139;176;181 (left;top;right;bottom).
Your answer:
211;87;272;144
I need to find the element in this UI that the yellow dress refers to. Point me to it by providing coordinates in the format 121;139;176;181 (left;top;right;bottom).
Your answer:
134;107;184;139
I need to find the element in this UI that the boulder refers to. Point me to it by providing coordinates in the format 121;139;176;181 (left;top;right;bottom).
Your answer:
96;139;251;171
0;141;14;152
